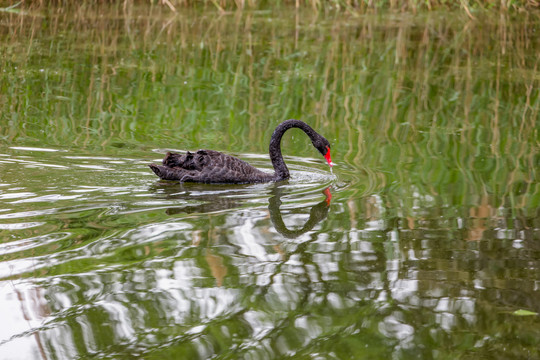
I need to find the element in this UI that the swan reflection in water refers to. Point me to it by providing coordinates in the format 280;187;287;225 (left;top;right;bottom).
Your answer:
149;182;331;285
268;186;331;239
149;182;332;239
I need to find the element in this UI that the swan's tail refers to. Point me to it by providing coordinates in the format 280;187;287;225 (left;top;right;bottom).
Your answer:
149;164;194;182
149;164;166;179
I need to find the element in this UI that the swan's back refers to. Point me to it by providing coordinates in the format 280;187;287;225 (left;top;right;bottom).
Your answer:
149;150;275;184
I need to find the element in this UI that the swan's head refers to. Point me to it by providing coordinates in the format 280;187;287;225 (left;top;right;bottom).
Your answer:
313;136;334;167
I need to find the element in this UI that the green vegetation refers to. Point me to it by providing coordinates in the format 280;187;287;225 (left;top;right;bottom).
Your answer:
192;0;540;14
4;0;540;14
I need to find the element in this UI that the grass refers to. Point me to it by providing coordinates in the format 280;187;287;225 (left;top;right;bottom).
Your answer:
5;0;540;14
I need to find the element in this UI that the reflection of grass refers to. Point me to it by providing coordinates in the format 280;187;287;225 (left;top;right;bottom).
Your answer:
0;6;538;210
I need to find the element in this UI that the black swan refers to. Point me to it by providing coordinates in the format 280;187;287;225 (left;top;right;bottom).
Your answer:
149;119;333;184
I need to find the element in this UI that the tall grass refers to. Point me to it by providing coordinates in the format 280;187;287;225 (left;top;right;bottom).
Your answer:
5;0;540;13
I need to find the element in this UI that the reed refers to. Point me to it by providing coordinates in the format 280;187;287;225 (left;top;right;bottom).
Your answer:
5;0;540;13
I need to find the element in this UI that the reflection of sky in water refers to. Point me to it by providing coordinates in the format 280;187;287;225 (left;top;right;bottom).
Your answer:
1;153;538;358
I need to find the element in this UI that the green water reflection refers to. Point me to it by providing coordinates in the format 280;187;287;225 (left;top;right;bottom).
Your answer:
0;5;539;360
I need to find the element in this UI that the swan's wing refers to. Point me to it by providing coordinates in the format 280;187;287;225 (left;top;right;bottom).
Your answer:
151;150;275;183
148;163;198;181
194;150;273;183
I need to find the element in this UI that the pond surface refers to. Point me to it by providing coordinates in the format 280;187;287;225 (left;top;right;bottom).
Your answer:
1;4;539;359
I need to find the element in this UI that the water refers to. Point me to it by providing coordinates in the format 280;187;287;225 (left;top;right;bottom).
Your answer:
1;5;539;359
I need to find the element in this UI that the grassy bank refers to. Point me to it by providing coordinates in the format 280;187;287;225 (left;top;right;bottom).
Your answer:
197;0;540;13
4;0;539;14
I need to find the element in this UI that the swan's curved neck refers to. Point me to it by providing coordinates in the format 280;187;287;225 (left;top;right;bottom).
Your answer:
269;119;320;181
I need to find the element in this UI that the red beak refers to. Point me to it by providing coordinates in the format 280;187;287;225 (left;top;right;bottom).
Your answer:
324;146;333;167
